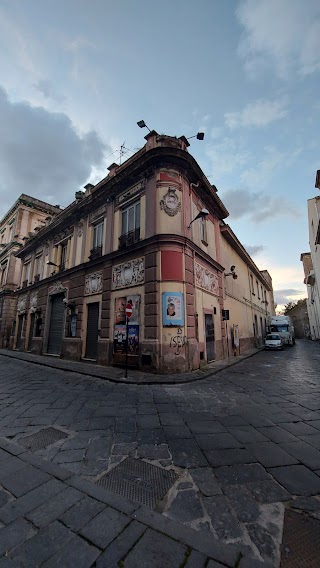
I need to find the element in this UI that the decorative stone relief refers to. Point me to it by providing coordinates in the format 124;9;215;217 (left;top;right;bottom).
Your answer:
44;243;49;256
89;205;107;224
48;281;67;295
30;292;38;313
112;258;145;290
53;227;73;244
17;296;27;314
77;222;83;237
195;262;219;296
115;182;145;208
85;271;103;295
160;187;181;217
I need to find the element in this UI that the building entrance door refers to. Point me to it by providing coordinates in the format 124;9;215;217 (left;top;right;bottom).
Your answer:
16;315;24;350
47;294;65;355
85;302;99;360
205;313;215;362
27;313;35;351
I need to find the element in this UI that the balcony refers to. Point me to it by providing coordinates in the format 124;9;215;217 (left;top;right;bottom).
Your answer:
118;229;140;250
89;245;103;261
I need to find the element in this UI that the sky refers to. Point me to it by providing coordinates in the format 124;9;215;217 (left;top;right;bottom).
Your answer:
1;0;319;311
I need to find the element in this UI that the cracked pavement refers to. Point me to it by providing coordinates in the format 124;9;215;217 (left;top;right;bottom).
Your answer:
0;340;320;566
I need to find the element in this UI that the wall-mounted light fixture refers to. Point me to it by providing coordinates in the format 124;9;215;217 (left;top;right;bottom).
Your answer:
46;260;59;268
137;120;151;133
187;132;205;141
187;208;209;230
225;266;238;280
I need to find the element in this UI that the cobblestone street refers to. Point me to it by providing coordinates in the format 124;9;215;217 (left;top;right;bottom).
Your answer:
0;340;319;566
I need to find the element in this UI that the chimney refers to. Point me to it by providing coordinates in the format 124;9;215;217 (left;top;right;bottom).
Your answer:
107;163;119;178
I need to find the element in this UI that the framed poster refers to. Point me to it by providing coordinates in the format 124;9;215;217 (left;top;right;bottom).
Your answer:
162;292;184;326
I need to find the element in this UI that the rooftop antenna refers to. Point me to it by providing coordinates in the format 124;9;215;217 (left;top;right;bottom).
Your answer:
119;141;126;165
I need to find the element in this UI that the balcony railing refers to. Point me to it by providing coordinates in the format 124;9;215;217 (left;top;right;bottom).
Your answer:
118;228;140;249
89;245;103;261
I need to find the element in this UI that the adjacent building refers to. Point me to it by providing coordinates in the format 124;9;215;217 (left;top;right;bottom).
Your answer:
10;132;275;373
0;195;60;348
301;195;320;340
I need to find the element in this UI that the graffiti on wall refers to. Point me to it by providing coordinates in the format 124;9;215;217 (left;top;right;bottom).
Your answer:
168;327;187;355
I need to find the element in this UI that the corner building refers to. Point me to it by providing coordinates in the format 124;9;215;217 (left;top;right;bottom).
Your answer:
13;132;275;373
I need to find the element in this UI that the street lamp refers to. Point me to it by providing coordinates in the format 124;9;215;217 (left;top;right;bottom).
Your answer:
187;132;205;141
187;208;209;229
46;260;59;268
225;266;238;280
137;120;151;133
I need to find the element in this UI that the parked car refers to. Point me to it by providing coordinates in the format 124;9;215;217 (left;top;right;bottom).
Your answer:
265;333;284;350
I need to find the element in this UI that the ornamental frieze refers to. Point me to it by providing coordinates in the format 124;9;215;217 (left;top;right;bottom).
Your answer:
89;205;107;224
53;226;73;244
195;262;219;296
112;257;145;290
85;271;103;295
17;295;27;314
29;292;38;313
115;182;145;208
48;281;68;295
160;187;181;217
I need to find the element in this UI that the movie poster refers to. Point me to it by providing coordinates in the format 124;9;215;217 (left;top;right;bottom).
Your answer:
113;295;140;354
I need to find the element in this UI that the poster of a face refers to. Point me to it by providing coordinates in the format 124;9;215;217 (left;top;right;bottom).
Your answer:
162;292;184;326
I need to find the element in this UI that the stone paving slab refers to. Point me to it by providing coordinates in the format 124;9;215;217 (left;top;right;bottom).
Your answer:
0;341;320;566
0;440;268;568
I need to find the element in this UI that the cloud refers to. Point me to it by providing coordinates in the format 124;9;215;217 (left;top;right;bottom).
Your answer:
33;80;66;104
0;7;38;76
225;99;288;129
274;288;306;306
0;86;108;217
236;0;320;78
220;188;300;223
245;245;264;256
206;137;251;179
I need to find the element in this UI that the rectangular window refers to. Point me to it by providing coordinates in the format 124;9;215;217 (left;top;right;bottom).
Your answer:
0;263;7;286
250;274;254;294
23;263;30;285
200;218;207;243
34;255;42;280
121;202;140;235
93;222;104;249
60;244;67;271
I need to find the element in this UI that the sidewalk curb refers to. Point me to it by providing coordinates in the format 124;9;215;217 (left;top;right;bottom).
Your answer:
0;348;264;386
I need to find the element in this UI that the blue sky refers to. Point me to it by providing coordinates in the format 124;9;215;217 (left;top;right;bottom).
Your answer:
1;0;319;309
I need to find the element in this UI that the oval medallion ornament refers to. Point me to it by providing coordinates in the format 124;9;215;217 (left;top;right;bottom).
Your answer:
160;187;181;217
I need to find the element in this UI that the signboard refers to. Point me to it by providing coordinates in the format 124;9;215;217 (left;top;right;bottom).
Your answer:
162;292;184;326
126;303;133;318
222;309;229;321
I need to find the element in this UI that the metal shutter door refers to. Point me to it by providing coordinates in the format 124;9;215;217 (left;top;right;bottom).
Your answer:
47;294;65;355
85;302;99;359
